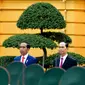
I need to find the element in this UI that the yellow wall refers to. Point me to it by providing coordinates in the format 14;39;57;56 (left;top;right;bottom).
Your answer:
0;0;85;57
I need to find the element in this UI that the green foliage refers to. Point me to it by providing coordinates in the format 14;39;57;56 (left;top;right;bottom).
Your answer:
0;56;41;67
0;52;85;67
68;52;85;65
3;34;57;49
37;32;72;44
17;2;66;29
39;52;85;66
3;2;67;62
0;56;15;67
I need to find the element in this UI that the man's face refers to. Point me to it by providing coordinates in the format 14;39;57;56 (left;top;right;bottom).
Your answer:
58;42;67;56
19;43;29;56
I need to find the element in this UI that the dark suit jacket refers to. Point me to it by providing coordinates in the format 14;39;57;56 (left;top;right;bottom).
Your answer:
53;55;77;70
14;54;37;66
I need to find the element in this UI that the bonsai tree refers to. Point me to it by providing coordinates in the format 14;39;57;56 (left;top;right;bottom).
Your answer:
3;2;71;67
16;2;67;59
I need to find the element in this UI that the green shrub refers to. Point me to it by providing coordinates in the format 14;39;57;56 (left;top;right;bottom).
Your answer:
39;52;85;66
0;56;15;67
0;56;42;67
68;52;85;65
0;52;85;67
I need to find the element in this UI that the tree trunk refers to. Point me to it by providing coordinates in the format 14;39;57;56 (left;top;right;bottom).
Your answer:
42;47;47;67
40;28;47;67
40;28;43;34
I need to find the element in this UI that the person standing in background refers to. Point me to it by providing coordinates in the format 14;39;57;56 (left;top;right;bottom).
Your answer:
14;42;37;66
53;42;77;70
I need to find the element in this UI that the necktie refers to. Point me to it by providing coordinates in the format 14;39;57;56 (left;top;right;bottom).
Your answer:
22;56;25;63
59;58;63;68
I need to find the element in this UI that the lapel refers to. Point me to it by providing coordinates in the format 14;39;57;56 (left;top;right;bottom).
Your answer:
57;55;69;67
62;56;69;67
57;58;60;67
25;55;29;64
18;56;21;61
56;57;60;67
19;55;29;64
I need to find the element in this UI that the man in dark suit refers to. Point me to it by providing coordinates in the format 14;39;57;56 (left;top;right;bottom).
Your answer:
53;42;77;70
14;42;37;66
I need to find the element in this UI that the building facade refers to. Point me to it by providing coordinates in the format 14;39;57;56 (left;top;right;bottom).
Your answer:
0;0;85;57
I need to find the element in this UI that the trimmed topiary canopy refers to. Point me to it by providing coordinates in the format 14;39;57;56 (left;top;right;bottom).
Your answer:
17;2;66;29
37;32;72;44
3;34;57;49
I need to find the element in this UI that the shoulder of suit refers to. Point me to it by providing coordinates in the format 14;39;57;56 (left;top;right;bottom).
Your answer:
67;55;77;61
54;56;60;61
14;56;21;59
28;55;36;59
14;56;21;61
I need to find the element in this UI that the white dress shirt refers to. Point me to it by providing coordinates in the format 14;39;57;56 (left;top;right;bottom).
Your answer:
59;54;68;67
20;53;28;64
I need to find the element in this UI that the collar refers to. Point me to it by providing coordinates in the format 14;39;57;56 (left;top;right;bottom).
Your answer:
60;54;68;60
21;53;28;59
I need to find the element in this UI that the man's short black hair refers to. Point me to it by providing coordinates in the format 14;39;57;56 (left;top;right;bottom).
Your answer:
19;42;30;49
27;44;30;49
65;43;69;48
59;42;69;48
